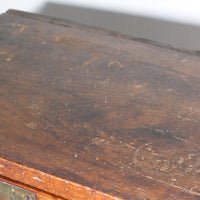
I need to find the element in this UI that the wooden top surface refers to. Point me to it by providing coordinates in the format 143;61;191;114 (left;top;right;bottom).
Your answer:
0;10;200;200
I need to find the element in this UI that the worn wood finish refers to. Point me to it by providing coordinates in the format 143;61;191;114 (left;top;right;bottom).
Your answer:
0;10;200;200
0;158;120;200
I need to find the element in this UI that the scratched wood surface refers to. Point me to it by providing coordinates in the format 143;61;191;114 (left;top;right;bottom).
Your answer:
0;10;200;200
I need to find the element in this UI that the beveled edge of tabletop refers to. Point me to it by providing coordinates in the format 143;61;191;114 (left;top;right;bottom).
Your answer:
5;9;200;58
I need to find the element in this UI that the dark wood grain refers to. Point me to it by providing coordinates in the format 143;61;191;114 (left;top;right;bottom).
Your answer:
0;10;200;200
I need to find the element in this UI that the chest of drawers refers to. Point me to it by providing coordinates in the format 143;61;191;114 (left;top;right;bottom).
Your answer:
0;9;200;200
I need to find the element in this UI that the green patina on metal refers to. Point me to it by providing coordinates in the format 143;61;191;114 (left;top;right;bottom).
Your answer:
0;181;35;200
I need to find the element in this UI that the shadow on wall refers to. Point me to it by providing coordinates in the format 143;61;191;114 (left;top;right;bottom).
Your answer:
38;2;200;51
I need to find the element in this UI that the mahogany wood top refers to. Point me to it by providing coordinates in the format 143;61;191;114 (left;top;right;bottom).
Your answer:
0;10;200;200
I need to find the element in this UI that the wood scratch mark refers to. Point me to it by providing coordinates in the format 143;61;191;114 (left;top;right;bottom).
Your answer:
30;36;46;44
81;56;99;67
108;61;124;69
133;144;145;165
33;176;44;182
54;35;71;42
144;175;200;197
12;24;29;35
6;53;15;62
53;34;85;49
25;122;37;130
173;135;188;143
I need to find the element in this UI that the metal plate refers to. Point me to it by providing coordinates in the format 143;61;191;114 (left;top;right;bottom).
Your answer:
0;180;35;200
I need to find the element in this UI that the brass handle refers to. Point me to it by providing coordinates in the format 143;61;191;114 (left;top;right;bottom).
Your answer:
0;181;35;200
0;191;9;200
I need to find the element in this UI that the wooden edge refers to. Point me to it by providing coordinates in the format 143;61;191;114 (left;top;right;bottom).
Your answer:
0;158;123;200
5;9;200;57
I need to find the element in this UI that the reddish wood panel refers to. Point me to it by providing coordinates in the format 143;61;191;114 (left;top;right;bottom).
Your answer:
0;10;200;200
0;158;122;200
